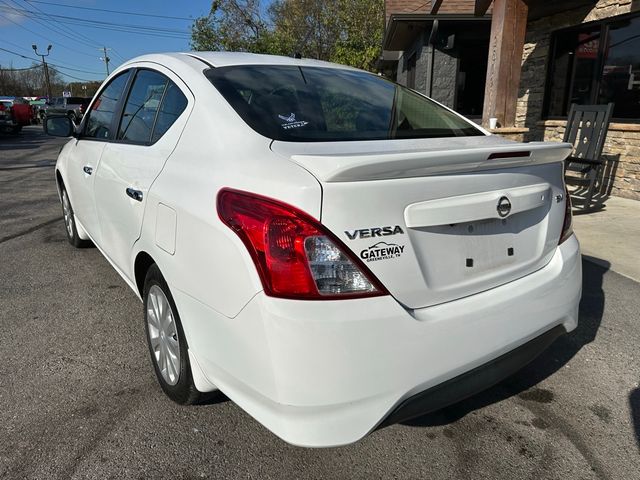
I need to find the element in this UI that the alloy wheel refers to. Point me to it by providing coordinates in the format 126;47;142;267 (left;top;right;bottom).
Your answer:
147;285;181;386
62;190;74;238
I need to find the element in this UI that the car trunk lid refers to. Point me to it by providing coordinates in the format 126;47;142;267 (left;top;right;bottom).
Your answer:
271;136;572;309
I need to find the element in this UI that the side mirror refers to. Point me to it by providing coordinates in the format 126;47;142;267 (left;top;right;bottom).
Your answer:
44;115;75;137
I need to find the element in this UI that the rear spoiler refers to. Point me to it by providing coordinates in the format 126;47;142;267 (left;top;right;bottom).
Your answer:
275;141;572;183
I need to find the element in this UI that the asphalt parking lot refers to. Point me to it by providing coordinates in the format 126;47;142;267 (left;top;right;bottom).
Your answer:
1;126;639;479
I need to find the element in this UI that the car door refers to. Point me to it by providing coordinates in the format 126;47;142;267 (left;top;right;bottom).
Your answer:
65;70;132;243
92;67;191;279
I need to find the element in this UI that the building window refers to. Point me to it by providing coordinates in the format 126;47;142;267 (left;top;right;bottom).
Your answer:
545;13;640;120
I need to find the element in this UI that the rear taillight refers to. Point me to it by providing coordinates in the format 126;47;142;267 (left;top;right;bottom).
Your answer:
217;188;388;300
559;186;573;244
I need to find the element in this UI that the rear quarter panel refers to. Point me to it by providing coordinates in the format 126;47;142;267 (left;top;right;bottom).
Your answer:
135;87;323;320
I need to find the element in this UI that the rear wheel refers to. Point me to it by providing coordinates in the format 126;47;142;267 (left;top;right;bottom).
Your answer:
67;112;77;124
60;185;91;248
143;264;201;405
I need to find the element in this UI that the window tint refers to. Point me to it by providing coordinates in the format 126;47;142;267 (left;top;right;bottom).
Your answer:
151;81;188;143
67;97;84;104
118;70;167;144
85;71;130;139
206;66;481;142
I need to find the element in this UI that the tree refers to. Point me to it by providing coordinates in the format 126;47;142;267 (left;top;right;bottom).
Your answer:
67;81;102;97
332;0;385;71
0;64;102;97
0;63;64;96
191;0;273;53
190;0;384;72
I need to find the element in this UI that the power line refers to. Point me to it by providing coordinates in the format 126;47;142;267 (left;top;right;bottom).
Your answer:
54;69;95;82
0;46;103;77
15;0;101;48
3;40;102;75
0;6;192;39
0;46;34;60
110;48;126;62
25;0;196;21
1;0;101;51
48;62;103;75
0;11;102;58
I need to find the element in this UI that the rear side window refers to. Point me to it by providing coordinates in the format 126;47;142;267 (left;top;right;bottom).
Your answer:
206;65;482;142
84;71;130;140
67;97;84;104
117;70;167;144
151;81;188;143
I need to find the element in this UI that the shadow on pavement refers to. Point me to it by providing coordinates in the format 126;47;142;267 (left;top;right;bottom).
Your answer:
400;257;608;428
0;133;48;152
0;162;56;171
630;388;640;452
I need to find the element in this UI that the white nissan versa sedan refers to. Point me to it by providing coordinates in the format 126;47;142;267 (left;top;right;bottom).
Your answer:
45;52;581;447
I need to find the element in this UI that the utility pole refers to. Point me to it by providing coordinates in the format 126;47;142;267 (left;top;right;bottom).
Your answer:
100;47;111;77
32;44;52;100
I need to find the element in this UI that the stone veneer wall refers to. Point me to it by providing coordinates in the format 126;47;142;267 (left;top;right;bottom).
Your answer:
539;121;640;200
514;0;640;200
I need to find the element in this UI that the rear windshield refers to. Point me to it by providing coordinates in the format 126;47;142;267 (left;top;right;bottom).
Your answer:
205;66;483;142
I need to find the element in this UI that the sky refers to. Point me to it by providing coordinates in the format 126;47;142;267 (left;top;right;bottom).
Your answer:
0;0;213;84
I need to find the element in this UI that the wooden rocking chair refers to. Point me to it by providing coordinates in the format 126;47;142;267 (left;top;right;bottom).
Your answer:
563;103;614;212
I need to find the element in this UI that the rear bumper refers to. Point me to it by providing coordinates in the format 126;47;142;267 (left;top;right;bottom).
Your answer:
175;234;581;447
378;324;566;428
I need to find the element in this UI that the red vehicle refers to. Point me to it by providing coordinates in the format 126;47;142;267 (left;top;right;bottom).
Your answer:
0;98;31;133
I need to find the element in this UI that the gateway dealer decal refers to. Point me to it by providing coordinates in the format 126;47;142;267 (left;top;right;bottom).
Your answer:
361;242;405;262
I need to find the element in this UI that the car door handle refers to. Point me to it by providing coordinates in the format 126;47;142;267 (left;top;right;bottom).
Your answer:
126;187;143;202
83;165;93;175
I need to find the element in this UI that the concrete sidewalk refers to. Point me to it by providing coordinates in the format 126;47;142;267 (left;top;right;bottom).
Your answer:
572;195;640;282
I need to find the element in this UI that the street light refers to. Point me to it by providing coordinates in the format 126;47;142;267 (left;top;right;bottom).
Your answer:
32;44;53;100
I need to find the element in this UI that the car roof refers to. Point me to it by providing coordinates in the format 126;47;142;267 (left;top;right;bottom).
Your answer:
123;51;359;72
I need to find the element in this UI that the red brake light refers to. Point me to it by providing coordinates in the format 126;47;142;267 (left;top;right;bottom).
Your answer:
559;186;573;244
217;188;388;300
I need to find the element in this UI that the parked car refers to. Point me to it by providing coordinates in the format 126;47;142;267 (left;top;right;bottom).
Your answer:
45;96;91;123
45;52;581;448
29;98;48;124
0;100;18;134
0;97;31;133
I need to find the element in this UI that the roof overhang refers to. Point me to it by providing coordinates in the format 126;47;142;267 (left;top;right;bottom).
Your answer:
383;13;491;51
428;0;598;21
527;0;598;21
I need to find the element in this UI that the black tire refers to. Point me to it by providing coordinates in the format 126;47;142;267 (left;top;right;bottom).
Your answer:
67;112;77;124
60;184;91;248
143;264;201;405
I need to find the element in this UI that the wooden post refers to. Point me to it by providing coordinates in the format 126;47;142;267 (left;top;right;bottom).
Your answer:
481;0;528;128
